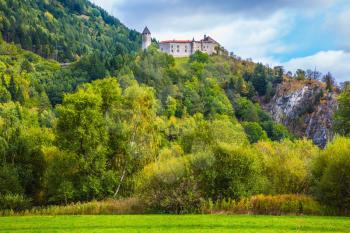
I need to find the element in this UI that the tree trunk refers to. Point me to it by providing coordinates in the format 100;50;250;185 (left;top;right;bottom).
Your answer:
113;167;126;198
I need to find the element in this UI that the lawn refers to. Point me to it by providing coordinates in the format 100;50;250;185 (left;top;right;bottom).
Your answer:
1;215;350;233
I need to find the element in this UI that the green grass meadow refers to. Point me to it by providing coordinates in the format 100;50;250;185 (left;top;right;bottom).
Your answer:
1;215;349;233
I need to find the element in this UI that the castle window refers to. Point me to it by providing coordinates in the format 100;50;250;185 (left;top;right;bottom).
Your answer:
171;50;174;53
185;49;187;52
177;45;179;48
177;49;179;53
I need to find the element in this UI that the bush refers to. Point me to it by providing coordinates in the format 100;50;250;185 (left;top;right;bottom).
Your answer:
138;142;264;213
311;137;350;211
0;198;143;216
136;156;202;213
201;194;323;215
0;194;32;211
194;143;264;200
249;194;323;215
235;97;259;122
189;51;209;63
261;121;292;141
255;140;318;195
242;122;268;143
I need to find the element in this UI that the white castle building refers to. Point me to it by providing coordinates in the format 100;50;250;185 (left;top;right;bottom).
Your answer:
142;26;221;57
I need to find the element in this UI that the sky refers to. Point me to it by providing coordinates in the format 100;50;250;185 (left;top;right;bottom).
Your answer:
92;0;350;82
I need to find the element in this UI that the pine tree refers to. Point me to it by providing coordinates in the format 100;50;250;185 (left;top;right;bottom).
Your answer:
8;76;17;101
322;72;335;92
252;63;267;96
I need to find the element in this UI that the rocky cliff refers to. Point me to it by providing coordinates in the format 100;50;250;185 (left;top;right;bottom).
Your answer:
265;79;337;148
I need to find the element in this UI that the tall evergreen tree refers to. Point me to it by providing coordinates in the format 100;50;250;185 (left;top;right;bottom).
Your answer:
252;63;267;96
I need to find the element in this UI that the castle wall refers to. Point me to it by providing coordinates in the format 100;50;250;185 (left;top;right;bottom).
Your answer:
159;40;219;57
160;42;192;57
192;42;202;53
201;42;217;55
159;43;171;54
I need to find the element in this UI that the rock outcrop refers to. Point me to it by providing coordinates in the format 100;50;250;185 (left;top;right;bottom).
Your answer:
266;79;337;148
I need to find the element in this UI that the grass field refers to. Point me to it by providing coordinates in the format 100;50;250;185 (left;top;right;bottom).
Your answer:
1;215;350;233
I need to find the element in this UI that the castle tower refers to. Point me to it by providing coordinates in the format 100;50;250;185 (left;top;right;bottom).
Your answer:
191;37;195;55
142;26;151;50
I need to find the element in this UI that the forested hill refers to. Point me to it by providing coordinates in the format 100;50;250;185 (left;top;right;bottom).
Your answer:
1;0;350;216
0;0;141;62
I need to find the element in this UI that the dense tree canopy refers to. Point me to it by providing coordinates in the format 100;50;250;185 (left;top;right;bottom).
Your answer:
0;0;141;62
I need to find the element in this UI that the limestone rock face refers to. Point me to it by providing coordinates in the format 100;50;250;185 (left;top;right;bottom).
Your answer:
266;80;337;148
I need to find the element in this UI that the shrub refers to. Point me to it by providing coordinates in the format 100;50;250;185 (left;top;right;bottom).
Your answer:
136;156;202;213
255;140;318;194
201;194;323;215
0;198;143;216
235;97;259;122
194;143;264;200
242;122;268;143
0;194;32;211
261;121;292;141
311;137;350;211
189;51;209;64
249;194;323;215
208;117;248;146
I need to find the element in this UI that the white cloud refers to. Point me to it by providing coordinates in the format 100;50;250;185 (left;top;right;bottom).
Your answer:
325;6;350;50
283;50;350;83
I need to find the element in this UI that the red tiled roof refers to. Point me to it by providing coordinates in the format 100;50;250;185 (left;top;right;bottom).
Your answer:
160;38;220;45
160;40;194;43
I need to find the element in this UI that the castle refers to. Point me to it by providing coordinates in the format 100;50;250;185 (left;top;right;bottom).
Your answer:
142;26;221;57
142;26;152;50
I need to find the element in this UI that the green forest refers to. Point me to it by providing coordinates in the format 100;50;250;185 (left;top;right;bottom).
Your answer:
0;0;140;61
0;0;350;216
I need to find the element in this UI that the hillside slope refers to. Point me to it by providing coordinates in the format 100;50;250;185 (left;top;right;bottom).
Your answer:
0;0;141;62
0;37;60;107
0;1;339;148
